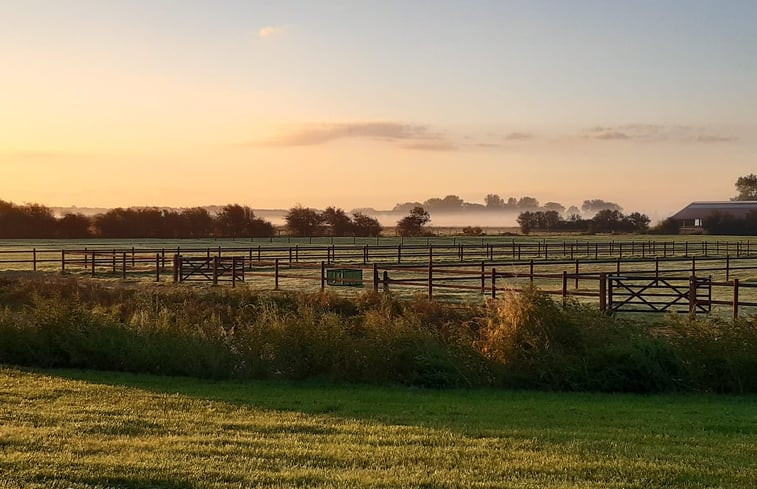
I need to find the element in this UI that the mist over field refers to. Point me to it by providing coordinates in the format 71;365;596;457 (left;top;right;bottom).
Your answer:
50;207;673;229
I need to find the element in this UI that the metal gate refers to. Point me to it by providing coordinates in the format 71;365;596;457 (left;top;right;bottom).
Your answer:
608;275;711;314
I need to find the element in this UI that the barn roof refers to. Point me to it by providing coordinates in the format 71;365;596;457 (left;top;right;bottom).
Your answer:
671;201;757;220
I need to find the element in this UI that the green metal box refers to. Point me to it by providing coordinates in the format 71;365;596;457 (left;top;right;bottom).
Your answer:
326;268;363;287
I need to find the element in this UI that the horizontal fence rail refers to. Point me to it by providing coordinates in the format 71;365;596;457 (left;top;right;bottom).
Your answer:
1;238;756;318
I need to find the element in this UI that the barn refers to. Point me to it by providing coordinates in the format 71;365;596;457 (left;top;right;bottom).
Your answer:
670;201;757;228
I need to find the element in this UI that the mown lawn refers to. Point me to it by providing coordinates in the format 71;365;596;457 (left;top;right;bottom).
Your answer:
1;367;756;488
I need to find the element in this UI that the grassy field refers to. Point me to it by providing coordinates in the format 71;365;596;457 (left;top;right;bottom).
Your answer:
1;367;756;488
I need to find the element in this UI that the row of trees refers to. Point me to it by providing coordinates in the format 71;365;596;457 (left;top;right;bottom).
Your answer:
517;209;651;234
0;201;275;239
702;211;757;235
392;195;622;216
284;207;382;237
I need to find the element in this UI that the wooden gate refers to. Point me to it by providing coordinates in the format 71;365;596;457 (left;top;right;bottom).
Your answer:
608;275;711;314
174;256;245;285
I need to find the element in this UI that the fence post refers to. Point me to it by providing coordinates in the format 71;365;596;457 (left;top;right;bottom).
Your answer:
274;258;279;290
529;259;534;284
428;254;433;299
655;256;659;278
373;263;379;290
156;253;161;282
574;259;579;289
213;257;219;286
692;256;696;276
61;250;65;272
122;252;127;279
608;275;613;310
733;278;740;320
91;251;96;277
112;249;116;273
131;247;135;267
32;248;37;271
616;258;621;274
480;261;485;294
296;245;299;263
688;276;696;318
320;261;325;290
383;271;389;290
173;254;179;283
491;268;497;299
364;244;368;264
599;273;607;312
232;257;237;288
562;271;568;304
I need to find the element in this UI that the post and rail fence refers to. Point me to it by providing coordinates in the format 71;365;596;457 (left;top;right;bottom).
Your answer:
1;238;757;317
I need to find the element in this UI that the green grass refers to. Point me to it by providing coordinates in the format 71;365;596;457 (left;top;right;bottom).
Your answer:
1;366;756;488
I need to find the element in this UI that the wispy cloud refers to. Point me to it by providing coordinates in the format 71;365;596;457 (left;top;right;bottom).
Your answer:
399;141;458;151
254;122;457;151
258;25;288;39
583;124;738;143
593;131;630;140
503;132;534;141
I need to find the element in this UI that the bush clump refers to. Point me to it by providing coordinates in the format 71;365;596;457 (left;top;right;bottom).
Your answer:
1;276;756;392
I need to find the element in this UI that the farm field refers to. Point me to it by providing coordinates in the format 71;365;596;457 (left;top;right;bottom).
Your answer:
2;234;756;316
2;234;757;252
1;367;756;488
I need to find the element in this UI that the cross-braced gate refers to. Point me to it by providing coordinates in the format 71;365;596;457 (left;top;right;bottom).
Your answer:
608;275;711;314
174;256;245;286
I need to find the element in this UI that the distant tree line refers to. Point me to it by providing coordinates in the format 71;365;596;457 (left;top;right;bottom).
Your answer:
0;200;275;238
284;206;382;237
517;209;651;234
650;212;757;236
392;194;622;217
701;212;757;235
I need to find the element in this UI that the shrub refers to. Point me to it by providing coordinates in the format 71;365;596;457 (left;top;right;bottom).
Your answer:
1;276;756;392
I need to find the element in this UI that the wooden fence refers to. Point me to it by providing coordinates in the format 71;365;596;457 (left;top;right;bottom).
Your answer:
2;239;757;318
1;238;756;273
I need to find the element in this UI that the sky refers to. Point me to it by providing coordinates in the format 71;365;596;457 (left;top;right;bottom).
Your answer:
1;0;756;221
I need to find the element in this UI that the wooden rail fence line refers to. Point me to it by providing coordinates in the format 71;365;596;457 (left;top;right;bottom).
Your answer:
2;239;757;272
